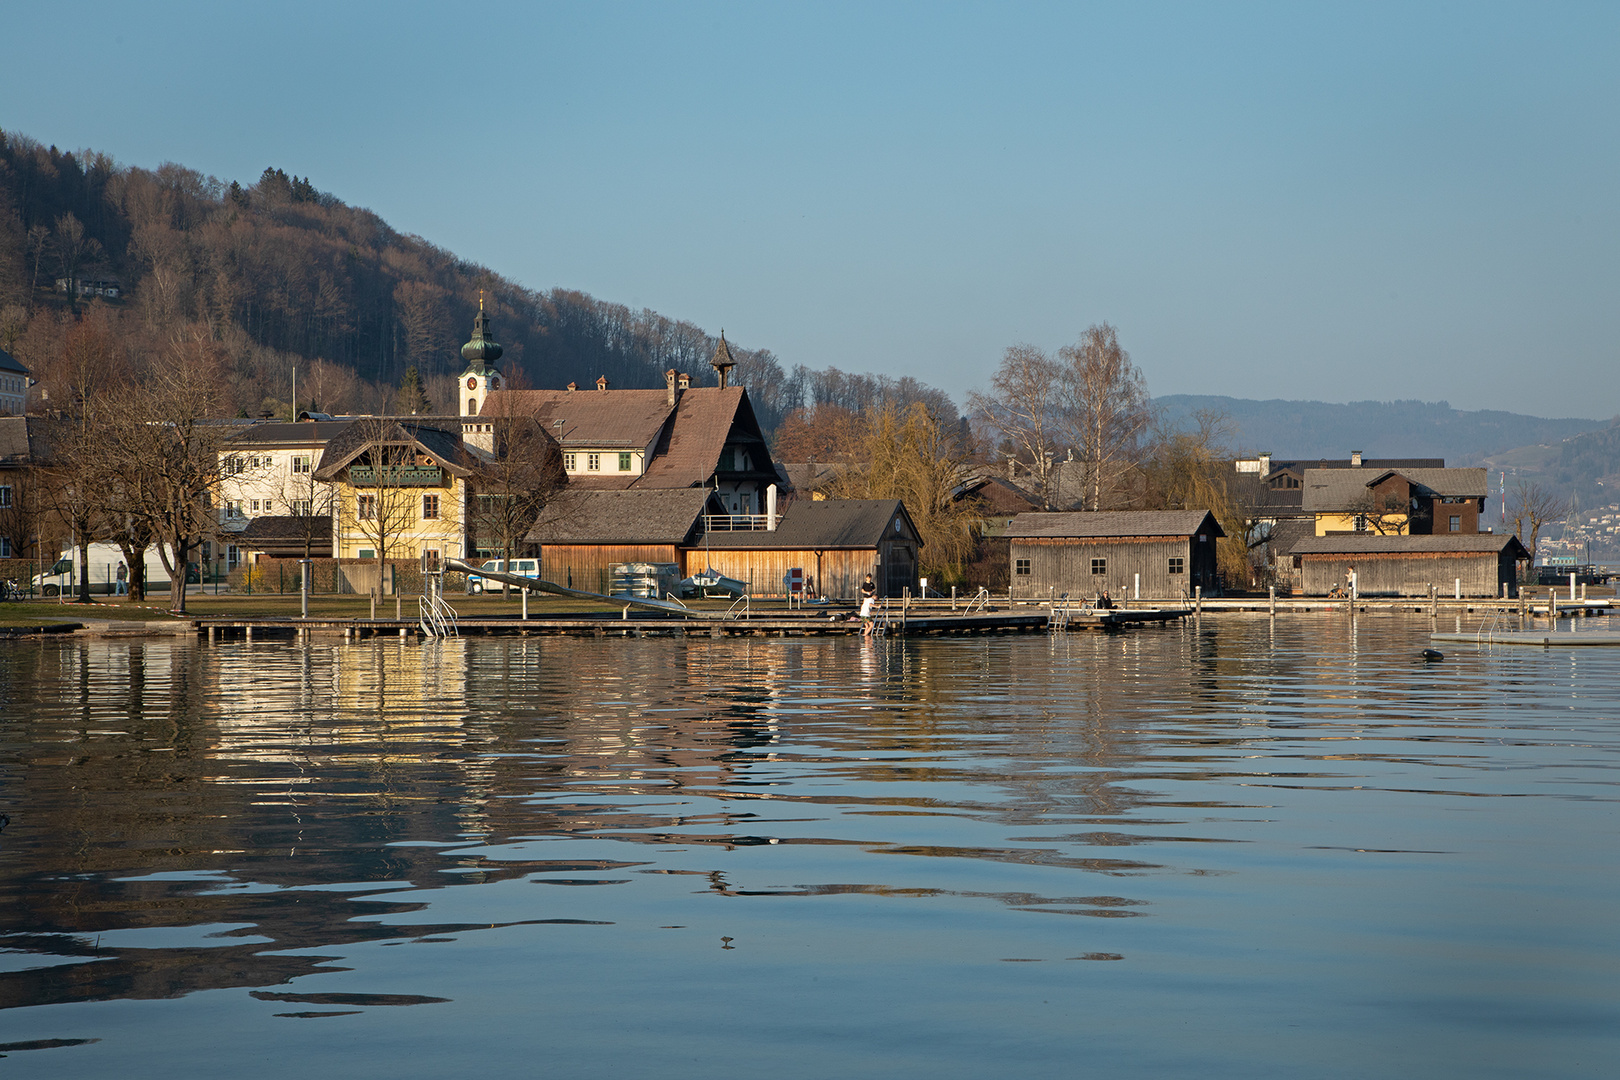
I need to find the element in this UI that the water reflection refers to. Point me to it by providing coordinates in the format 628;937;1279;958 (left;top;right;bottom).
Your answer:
1;618;1616;1077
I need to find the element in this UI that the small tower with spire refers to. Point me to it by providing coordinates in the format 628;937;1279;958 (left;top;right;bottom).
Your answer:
458;291;504;417
709;330;737;390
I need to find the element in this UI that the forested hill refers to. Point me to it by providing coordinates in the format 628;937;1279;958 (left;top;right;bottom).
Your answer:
0;130;957;431
1155;394;1609;465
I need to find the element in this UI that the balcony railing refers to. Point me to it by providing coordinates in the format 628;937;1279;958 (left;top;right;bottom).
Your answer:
702;513;771;532
348;465;444;487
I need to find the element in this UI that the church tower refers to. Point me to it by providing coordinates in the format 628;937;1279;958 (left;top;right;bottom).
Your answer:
458;294;504;417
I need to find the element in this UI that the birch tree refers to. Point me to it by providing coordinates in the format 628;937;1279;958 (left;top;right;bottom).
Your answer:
1057;323;1150;512
967;344;1064;508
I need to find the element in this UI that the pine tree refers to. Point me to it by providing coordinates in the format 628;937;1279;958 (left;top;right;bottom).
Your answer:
396;366;432;415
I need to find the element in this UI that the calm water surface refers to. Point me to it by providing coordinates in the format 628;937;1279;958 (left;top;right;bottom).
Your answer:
0;616;1616;1077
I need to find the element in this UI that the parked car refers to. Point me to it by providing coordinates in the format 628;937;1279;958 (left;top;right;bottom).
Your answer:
466;558;541;593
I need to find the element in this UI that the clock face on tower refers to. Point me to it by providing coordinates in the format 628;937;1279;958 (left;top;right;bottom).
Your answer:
467;377;478;389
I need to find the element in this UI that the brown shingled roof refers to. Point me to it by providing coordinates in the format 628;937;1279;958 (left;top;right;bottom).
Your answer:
481;389;673;449
1290;533;1529;557
1007;510;1225;539
524;488;721;545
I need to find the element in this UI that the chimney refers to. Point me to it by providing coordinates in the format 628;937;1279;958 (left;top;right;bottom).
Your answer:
596;375;609;391
677;372;691;391
665;368;677;406
566;381;577;393
767;484;778;531
1351;450;1362;467
1259;452;1272;476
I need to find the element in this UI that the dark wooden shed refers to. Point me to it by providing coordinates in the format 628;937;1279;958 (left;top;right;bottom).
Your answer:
1290;533;1530;597
1006;510;1224;601
698;499;922;599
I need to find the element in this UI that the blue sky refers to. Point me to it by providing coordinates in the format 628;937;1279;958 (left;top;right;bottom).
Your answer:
5;2;1617;418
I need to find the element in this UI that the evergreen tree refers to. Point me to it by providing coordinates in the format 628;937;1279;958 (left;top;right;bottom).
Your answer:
396;366;432;414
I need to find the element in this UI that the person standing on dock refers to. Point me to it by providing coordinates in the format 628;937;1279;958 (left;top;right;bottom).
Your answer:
860;573;877;635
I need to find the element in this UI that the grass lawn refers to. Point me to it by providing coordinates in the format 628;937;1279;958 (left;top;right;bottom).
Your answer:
0;589;796;627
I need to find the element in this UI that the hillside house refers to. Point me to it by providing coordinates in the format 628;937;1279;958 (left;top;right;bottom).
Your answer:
1302;467;1488;536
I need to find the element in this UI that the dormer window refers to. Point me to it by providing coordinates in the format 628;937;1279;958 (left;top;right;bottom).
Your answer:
587;453;601;471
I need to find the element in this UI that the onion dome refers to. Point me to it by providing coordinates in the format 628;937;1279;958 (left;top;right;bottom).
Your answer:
461;299;504;372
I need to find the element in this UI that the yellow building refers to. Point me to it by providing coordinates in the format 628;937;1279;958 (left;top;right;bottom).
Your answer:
314;418;484;562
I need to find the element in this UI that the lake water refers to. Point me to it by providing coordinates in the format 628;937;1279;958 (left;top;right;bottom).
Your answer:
0;616;1615;1078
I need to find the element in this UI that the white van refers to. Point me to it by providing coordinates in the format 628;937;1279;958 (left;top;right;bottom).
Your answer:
31;543;193;597
466;558;541;594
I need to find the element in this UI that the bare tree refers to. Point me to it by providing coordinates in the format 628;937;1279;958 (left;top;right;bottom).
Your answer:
1508;481;1569;566
109;328;233;614
465;408;562;587
1057;323;1151;511
328;418;426;580
967;344;1065;508
1345;489;1410;535
52;213;103;300
279;441;337;560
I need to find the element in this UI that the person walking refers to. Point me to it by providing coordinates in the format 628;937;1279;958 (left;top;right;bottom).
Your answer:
115;562;128;596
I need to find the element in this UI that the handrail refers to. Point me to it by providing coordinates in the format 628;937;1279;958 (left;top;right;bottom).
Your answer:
724;593;751;620
418;581;459;638
962;587;991;616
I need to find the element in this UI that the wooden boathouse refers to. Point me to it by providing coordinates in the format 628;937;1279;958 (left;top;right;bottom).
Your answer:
524;491;922;599
1007;510;1223;601
1290;533;1530;597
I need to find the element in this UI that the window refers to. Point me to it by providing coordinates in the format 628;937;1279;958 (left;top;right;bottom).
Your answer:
1353;514;1368;532
587;453;601;471
1449;515;1461;532
1091;558;1107;575
226;456;244;475
0;538;9;558
0;485;10;509
358;494;377;520
1015;558;1031;576
292;499;311;515
292;455;311;474
563;452;576;471
250;499;261;512
358;549;375;560
1168;557;1184;574
619;452;632;472
226;501;243;519
422;494;440;520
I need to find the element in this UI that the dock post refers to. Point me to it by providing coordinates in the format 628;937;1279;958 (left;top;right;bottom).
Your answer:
245;625;252;641
207;625;214;643
1268;585;1275;617
370;593;377;620
1134;573;1140;601
522;590;528;620
399;627;407;638
1195;585;1202;615
951;585;957;611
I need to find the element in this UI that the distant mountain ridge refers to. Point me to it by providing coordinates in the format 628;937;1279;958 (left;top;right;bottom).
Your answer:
1154;395;1610;466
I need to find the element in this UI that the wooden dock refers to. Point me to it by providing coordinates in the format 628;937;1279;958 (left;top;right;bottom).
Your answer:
191;605;1189;641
